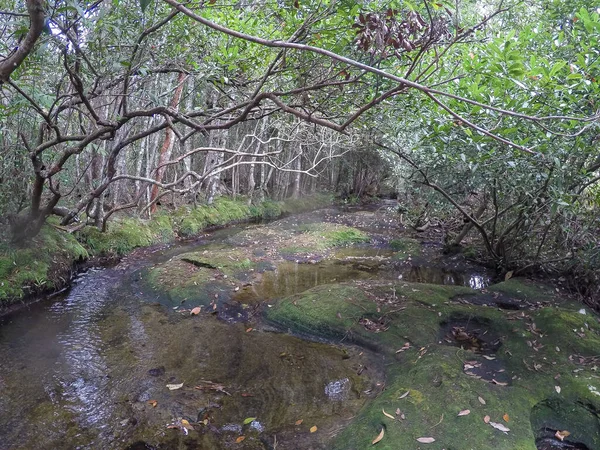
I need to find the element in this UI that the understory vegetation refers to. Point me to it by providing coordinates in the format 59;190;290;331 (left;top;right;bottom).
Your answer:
0;194;331;303
0;0;599;304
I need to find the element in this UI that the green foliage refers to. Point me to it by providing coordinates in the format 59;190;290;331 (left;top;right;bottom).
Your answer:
0;225;88;303
0;195;332;305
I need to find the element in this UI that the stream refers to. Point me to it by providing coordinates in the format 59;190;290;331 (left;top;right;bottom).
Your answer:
0;206;491;449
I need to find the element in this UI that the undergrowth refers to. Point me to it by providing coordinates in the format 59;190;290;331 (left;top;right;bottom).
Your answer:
0;194;332;306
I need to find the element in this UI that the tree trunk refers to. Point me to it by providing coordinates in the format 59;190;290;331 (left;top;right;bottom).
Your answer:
149;72;187;213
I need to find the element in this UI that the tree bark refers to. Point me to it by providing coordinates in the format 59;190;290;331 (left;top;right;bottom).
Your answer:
149;72;186;213
0;0;45;84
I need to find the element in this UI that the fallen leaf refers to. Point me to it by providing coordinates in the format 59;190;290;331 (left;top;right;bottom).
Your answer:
181;419;194;430
310;425;318;433
484;415;491;423
148;400;158;407
243;417;256;425
555;430;571;441
190;306;202;315
492;379;508;386
478;396;486;405
295;419;303;425
503;413;509;422
235;436;246;443
505;270;513;281
241;393;253;397
246;327;253;332
399;391;410;399
555;385;561;394
416;437;435;443
482;355;496;360
372;427;385;444
166;383;184;390
457;409;470;416
395;408;401;415
489;421;510;432
382;409;395;419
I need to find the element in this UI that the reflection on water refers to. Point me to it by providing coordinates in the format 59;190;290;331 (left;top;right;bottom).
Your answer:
404;266;490;289
0;260;381;449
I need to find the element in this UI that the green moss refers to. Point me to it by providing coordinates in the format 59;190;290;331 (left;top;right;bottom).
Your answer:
488;278;552;301
0;225;88;303
390;238;421;254
265;281;600;449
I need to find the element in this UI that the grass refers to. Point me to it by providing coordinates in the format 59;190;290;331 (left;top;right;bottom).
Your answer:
0;221;88;301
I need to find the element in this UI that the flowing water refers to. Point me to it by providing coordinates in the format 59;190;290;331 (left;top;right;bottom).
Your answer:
0;208;489;449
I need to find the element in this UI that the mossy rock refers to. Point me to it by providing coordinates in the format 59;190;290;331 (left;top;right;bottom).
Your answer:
280;223;370;257
142;245;257;308
266;281;600;449
488;278;554;302
389;237;422;259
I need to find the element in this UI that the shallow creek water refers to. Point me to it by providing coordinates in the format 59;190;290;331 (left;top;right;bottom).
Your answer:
0;209;489;449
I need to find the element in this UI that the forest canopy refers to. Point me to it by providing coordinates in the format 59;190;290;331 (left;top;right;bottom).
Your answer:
1;0;599;299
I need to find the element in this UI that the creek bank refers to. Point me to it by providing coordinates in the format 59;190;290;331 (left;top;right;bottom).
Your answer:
2;201;598;449
0;194;332;311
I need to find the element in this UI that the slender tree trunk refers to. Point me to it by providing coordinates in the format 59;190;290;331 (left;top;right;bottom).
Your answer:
150;72;186;213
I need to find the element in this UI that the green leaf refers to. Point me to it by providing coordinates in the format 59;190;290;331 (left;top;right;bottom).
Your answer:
140;0;152;13
243;417;256;425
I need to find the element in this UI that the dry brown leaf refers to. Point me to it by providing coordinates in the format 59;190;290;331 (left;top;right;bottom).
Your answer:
246;328;253;333
505;271;513;281
181;419;194;430
148;400;157;407
503;413;510;422
372;428;385;445
310;426;317;433
492;379;508;386
478;396;486;405
382;409;395;419
416;437;436;443
399;391;410;399
555;430;571;441
489;421;510;433
395;408;401;415
235;436;246;443
295;419;303;426
483;415;491;424
190;306;202;315
457;409;470;416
